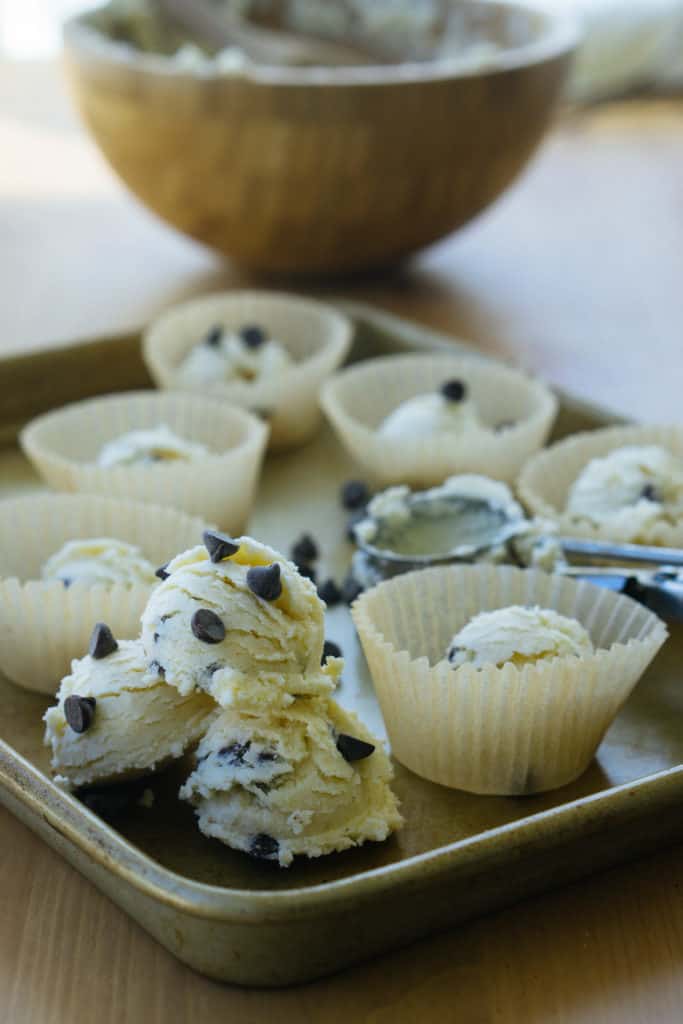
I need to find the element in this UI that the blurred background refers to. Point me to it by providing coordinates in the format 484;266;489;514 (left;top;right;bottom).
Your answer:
2;0;682;421
3;0;683;95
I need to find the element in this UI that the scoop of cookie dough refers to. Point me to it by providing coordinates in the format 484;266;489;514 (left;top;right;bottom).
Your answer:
378;379;480;441
98;424;208;468
179;698;402;867
447;605;593;670
141;534;335;710
44;635;216;789
42;537;157;588
566;444;683;541
177;323;292;388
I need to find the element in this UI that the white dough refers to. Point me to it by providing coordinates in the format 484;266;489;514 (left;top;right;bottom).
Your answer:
378;390;480;441
446;605;593;670
43;639;216;789
141;536;336;710
98;424;208;468
179;698;403;867
176;327;292;389
42;537;157;588
566;444;683;541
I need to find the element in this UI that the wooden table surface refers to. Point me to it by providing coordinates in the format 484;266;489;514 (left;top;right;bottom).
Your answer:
2;59;683;1023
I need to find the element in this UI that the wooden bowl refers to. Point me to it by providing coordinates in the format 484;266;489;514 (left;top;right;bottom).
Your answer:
63;2;576;276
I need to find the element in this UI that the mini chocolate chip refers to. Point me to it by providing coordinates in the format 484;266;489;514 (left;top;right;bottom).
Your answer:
298;564;317;584
447;646;463;664
153;632;160;643
322;640;342;664
622;576;647;603
191;608;226;644
640;484;659;502
239;324;266;349
340;575;362;605
218;740;251;766
64;695;96;734
160;613;173;623
155;563;170;581
203;529;240;563
341;479;370;510
247;563;282;601
346;510;366;542
257;749;280;763
249;833;279;860
494;420;515;433
204;324;223;348
441;378;467;402
89;622;118;660
61;577;72;589
336;732;375;762
317;578;341;606
290;533;319;565
149;660;166;678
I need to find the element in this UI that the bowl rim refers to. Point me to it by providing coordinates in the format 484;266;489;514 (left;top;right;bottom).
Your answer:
63;0;579;89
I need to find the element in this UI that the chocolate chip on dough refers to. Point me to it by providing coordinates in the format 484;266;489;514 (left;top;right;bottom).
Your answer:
191;609;226;644
336;733;375;763
64;695;96;734
247;563;282;601
203;530;240;563
89;623;118;660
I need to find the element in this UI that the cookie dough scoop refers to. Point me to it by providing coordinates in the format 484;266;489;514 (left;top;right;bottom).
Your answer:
141;532;338;710
43;624;216;790
179;698;403;867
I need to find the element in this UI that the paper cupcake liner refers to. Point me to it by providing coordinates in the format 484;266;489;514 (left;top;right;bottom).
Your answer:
352;564;667;795
0;493;210;694
321;354;558;487
20;391;268;531
142;290;352;450
518;424;683;546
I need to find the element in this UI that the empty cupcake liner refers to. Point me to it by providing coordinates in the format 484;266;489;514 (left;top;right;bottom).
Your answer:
518;424;683;546
142;290;352;450
20;391;268;530
321;353;558;487
352;564;667;795
0;493;210;694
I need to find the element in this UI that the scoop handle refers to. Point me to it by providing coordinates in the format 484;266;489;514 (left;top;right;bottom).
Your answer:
560;537;683;568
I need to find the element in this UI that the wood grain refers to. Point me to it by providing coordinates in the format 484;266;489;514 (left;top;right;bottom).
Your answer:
2;58;683;1021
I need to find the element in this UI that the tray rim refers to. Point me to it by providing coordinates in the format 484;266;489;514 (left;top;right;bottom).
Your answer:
0;299;671;927
4;736;683;921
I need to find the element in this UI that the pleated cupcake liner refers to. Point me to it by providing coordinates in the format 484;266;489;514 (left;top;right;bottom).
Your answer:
142;290;352;450
352;564;667;795
20;390;268;530
0;493;210;694
518;424;683;545
321;353;558;487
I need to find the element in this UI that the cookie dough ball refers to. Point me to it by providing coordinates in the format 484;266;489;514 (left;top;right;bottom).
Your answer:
43;629;216;789
141;533;335;710
179;698;403;867
446;605;593;670
42;537;157;588
566;444;683;540
177;323;292;388
98;424;208;468
378;379;480;441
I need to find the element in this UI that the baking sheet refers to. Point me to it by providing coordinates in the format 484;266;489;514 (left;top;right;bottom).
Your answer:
2;302;681;986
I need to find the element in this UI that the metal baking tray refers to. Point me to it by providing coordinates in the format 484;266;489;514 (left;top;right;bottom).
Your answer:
2;301;682;988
